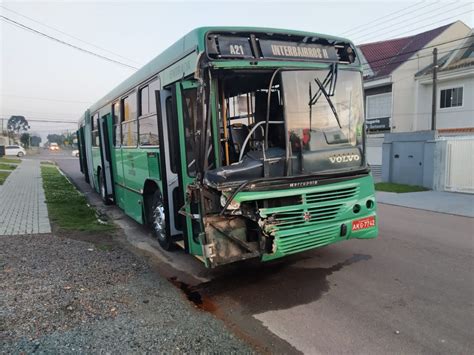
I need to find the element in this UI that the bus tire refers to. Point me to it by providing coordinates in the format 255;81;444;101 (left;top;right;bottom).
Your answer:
149;190;173;251
98;169;112;205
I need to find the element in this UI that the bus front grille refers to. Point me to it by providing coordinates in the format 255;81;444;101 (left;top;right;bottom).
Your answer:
277;224;341;255
259;185;359;255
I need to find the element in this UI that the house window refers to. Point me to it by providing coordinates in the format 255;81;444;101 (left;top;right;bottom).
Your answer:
440;87;463;108
366;93;391;119
366;93;391;132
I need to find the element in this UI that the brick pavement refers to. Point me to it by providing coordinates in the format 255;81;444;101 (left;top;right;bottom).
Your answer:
0;160;51;235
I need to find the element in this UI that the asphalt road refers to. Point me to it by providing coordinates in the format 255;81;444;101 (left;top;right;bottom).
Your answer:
43;149;474;354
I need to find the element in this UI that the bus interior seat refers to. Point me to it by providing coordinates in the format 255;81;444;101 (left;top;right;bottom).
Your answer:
229;123;250;162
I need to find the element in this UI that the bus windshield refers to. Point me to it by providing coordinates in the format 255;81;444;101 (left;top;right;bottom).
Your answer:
281;69;364;174
203;68;366;189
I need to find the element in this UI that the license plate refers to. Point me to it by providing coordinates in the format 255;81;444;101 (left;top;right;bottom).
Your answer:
352;216;376;231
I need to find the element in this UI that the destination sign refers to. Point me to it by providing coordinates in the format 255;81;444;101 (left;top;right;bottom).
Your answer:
216;36;253;58
259;40;338;61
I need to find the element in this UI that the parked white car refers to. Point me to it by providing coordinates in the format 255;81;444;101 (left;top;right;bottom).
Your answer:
72;149;80;157
5;145;26;157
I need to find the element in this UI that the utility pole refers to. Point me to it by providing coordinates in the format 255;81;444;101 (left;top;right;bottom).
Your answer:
431;47;438;131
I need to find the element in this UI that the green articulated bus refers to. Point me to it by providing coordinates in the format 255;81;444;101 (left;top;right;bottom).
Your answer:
77;27;378;268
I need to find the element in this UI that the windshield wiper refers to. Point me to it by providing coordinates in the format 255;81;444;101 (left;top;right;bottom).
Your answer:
308;63;341;129
313;77;342;129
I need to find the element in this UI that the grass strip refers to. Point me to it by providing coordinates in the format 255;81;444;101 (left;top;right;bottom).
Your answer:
0;171;11;185
41;166;114;232
0;163;17;171
375;182;428;193
0;157;21;164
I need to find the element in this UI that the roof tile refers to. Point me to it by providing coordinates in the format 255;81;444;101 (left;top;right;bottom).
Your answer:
359;23;452;78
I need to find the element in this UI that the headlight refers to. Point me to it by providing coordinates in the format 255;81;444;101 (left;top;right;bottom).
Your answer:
220;194;240;210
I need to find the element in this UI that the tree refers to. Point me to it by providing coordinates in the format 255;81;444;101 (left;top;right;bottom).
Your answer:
31;135;42;147
7;116;30;136
47;134;65;145
63;132;75;146
20;133;31;149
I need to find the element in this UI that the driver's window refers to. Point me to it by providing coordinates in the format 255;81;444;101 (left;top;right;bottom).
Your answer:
219;73;285;165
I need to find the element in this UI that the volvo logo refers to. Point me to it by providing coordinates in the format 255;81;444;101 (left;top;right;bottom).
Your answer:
329;153;360;164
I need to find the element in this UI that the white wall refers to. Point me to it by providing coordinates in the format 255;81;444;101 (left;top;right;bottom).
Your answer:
391;21;471;132
415;69;474;131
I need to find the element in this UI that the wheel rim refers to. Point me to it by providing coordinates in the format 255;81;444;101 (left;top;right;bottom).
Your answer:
152;201;166;241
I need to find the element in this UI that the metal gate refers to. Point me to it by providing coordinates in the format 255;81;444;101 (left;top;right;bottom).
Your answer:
444;137;474;194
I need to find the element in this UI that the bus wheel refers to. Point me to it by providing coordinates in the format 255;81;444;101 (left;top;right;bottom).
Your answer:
150;191;173;250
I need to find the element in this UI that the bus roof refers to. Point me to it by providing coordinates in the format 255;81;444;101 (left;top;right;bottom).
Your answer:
87;26;354;115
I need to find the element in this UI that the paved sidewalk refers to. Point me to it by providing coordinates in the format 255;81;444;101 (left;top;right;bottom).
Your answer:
0;160;51;235
376;190;474;217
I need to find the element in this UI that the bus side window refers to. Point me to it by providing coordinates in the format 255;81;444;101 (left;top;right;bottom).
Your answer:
112;102;121;147
91;113;100;147
138;85;159;147
121;93;138;146
149;79;160;113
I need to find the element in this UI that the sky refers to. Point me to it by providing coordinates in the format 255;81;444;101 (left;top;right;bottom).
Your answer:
1;0;473;142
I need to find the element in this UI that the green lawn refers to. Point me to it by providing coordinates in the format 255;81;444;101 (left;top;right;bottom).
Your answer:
0;157;21;164
0;163;17;170
0;171;11;185
375;182;429;193
41;165;114;232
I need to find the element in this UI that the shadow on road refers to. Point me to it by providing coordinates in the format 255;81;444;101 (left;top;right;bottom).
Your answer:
192;253;372;314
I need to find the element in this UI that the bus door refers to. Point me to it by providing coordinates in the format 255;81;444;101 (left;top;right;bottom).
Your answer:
155;87;183;245
98;113;114;202
155;80;202;255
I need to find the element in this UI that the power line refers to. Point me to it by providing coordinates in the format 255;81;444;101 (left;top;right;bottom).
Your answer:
355;4;473;43
349;2;441;38
0;117;77;124
360;35;473;69
0;5;141;66
353;2;468;42
0;94;91;104
339;1;429;36
357;9;474;44
1;108;82;117
1;15;139;70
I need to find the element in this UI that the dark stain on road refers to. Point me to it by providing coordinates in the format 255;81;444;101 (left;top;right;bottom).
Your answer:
191;253;372;315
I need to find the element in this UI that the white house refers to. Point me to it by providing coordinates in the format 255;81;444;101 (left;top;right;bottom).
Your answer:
414;31;474;135
357;21;472;170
